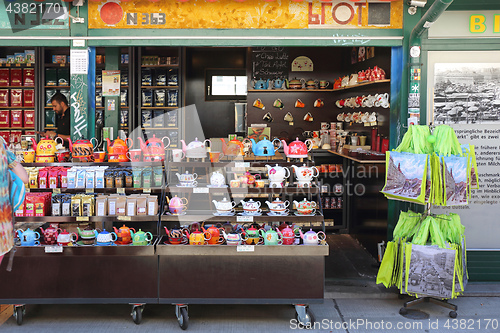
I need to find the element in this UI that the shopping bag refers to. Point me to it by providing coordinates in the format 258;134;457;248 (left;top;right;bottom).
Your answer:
381;151;428;205
376;241;396;288
441;155;468;206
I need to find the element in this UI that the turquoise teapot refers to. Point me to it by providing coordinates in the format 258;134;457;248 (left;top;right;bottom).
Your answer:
16;228;41;246
250;137;281;157
252;78;270;90
131;229;153;246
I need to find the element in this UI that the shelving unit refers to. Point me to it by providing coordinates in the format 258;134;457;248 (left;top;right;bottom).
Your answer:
247;79;390;92
42;47;70;129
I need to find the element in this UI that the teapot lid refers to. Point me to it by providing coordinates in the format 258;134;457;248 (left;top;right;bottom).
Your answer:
272;198;284;203
99;229;109;235
220;197;230;202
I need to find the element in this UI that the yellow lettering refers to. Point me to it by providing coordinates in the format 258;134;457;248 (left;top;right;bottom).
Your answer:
470;15;486;33
494;15;500;33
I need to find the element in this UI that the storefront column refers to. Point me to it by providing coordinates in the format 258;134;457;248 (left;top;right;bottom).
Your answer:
104;48;120;135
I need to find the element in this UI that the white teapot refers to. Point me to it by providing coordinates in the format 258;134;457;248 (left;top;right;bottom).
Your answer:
265;164;290;188
240;199;262;213
210;171;226;187
212;197;236;213
265;198;290;214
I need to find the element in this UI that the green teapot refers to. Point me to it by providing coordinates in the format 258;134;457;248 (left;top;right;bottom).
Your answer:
131;229;153;246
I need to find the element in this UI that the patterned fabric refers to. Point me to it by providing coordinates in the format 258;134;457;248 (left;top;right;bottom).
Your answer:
0;139;14;257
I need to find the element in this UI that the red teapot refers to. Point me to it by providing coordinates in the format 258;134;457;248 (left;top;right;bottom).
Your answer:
113;224;136;244
281;137;313;159
202;223;225;245
40;226;62;245
106;136;133;162
138;135;170;162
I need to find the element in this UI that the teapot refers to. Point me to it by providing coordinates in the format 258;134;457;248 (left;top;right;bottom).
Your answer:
239;171;261;187
305;79;319;89
271;78;285;89
164;227;188;245
138;135;170;162
16;228;41;246
40;226;62;245
113;224;136;245
250;138;281;157
240;199;262;214
265;198;290;214
259;228;282;245
202;224;225;245
184;223;211;245
241;225;263;245
292;164;319;183
167;195;189;215
106;136;133;162
221;229;242;246
220;138;245;156
212;197;236;213
252;78;270;90
209;171;226;187
96;229;118;245
287;77;305;89
299;228;326;245
281;138;313;159
180;137;211;159
265;164;290;188
131;229;153;246
279;224;296;245
31;136;59;163
68;137;99;162
57;229;77;246
293;198;317;215
176;171;198;187
76;226;99;239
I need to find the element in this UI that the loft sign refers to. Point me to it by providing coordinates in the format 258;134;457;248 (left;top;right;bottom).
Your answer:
308;1;368;26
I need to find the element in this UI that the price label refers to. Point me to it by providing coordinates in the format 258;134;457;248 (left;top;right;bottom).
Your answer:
118;216;132;221
53;188;61;194
143;188;152;194
86;188;94;193
234;162;250;169
45;246;63;253
237;245;254;252
26;188;30;192
76;216;89;222
237;215;253;223
193;187;209;194
117;188;125;194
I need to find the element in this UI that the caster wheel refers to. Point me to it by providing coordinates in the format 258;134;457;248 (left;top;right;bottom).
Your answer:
449;311;457;318
14;306;24;326
295;307;315;329
178;307;189;330
131;306;143;325
399;307;408;315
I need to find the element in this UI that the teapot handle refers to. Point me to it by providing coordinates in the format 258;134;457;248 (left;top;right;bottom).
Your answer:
304;139;313;152
55;137;64;146
181;197;189;206
284;167;290;179
34;231;41;240
192;173;198;180
125;137;134;149
272;138;282;152
90;137;100;150
203;139;211;148
145;232;153;241
161;136;171;150
312;166;319;178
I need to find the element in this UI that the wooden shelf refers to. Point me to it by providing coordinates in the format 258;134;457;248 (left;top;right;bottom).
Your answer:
247;79;390;93
141;64;179;68
0;106;34;109
141;86;179;89
0;63;34;67
161;211;324;223
140;106;178;109
141;127;177;130
26;187;163;194
15;215;159;223
0;86;35;89
0;127;35;130
44;85;70;89
44;63;68;67
167;186;320;195
327;150;386;164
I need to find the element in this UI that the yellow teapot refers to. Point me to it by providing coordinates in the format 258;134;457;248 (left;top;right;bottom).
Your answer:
31;136;61;163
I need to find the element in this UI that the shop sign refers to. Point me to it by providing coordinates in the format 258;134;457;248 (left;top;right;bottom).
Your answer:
429;11;500;39
0;0;69;31
88;0;402;30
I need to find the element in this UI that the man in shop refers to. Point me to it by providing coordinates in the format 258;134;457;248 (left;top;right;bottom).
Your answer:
43;92;71;146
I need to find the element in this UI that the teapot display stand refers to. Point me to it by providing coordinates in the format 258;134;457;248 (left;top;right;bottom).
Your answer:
243;151;284;161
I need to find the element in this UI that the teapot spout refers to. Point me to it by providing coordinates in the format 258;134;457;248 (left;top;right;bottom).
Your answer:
137;137;146;151
164;227;170;237
30;137;37;151
180;140;187;153
67;137;73;153
281;140;289;155
220;138;227;154
112;226;119;234
250;138;257;154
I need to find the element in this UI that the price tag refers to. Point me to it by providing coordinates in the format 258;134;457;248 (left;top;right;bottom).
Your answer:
143;188;152;194
76;216;89;222
26;188;30;192
234;162;250;169
45;246;63;253
117;188;125;194
237;215;253;223
53;188;61;194
86;188;94;193
118;216;132;221
193;187;209;194
237;245;254;252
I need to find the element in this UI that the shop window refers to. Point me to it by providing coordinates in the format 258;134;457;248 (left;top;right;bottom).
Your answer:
205;69;247;101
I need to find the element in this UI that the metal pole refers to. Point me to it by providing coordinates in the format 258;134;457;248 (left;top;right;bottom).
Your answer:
410;0;455;45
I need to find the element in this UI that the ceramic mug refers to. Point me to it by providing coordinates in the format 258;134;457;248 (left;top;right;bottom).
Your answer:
93;151;106;162
255;179;265;188
127;149;142;162
172;149;185;162
23;150;35;163
319;80;329;89
209;151;223;163
263;112;273;123
273;99;284;109
230;180;240;188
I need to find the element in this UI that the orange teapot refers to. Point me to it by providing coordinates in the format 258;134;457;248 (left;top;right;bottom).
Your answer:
220;138;245;156
113;224;136;244
68;137;99;162
184;223;211;245
202;223;225;245
106;136;133;162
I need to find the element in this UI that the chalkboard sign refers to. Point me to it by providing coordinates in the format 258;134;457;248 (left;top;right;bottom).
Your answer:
252;47;289;80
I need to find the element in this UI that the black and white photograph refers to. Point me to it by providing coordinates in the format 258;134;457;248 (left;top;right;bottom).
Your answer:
405;244;456;299
433;63;500;124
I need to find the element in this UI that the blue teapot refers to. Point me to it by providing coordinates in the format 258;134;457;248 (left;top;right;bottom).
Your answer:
250;137;281;157
16;228;41;246
271;78;286;89
252;78;270;90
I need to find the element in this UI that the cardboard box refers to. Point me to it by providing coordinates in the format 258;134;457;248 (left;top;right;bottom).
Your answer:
0;110;9;128
10;110;23;128
24;89;34;107
10;68;22;86
52;55;66;64
10;89;22;107
23;68;35;86
0;89;8;106
0;69;10;86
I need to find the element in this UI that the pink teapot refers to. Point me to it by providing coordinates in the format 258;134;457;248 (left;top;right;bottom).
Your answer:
138;134;170;162
166;195;189;215
299;228;326;245
281;138;313;158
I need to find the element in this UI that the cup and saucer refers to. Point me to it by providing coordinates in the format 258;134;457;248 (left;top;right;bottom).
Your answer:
239;210;262;216
213;210;235;216
267;210;289;216
207;184;228;188
96;241;116;246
